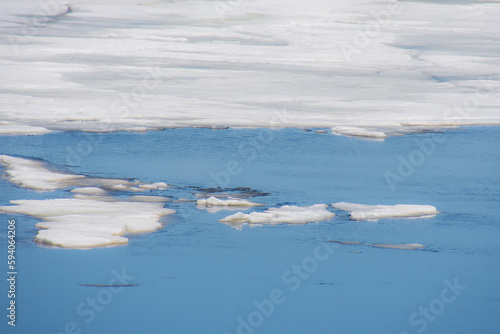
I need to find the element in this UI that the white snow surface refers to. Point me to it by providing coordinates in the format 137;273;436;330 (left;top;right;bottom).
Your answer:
219;204;334;229
1;0;499;135
332;202;438;221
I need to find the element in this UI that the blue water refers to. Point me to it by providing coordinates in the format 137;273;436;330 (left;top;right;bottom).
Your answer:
0;127;499;334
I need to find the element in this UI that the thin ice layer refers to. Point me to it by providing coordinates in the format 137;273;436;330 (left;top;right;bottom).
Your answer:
0;198;175;249
219;204;334;229
332;202;438;221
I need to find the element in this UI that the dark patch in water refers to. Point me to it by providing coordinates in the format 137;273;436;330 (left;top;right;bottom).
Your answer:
79;283;138;287
191;186;270;198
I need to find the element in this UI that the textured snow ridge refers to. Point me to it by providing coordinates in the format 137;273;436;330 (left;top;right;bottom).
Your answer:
219;204;335;229
1;0;500;136
0;154;168;191
0;198;175;249
332;202;438;221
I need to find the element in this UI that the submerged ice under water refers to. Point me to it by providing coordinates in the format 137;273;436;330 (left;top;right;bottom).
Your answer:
0;127;499;333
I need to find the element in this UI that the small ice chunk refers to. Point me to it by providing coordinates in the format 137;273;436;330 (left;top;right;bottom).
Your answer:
128;187;147;192
197;196;264;207
153;182;169;189
70;187;107;195
219;204;334;228
331;126;387;139
109;184;128;190
332;202;438;221
138;184;158;190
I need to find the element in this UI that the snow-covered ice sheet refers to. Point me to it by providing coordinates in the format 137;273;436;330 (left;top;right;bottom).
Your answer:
1;0;499;135
332;202;438;221
219;204;334;229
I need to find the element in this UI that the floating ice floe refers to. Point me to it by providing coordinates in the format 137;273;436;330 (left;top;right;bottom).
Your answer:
197;196;264;207
332;202;438;221
0;154;85;190
0;154;175;248
219;204;334;229
197;196;265;213
0;154;168;192
331;126;388;139
0;198;175;249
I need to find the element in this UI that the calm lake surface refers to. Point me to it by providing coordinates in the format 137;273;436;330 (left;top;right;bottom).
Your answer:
1;127;499;334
